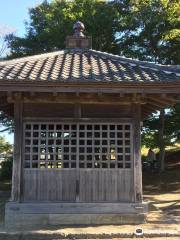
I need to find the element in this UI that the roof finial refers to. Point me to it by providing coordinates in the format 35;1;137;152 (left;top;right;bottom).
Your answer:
73;21;85;37
66;21;91;49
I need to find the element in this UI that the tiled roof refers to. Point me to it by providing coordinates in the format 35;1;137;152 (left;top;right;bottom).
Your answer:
0;49;180;83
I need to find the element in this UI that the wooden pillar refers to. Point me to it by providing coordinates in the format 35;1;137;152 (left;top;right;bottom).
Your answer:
11;101;23;202
74;103;81;202
133;103;143;202
159;109;165;172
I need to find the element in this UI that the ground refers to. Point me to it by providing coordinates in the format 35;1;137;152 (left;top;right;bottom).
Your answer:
143;168;180;223
0;169;179;239
141;169;180;237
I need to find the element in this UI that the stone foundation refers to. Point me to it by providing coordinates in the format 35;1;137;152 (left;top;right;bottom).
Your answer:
5;202;148;230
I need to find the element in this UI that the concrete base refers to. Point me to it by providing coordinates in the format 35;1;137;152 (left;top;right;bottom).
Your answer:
5;202;148;230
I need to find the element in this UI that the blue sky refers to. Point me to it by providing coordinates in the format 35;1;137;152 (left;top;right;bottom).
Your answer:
0;0;49;37
0;0;51;143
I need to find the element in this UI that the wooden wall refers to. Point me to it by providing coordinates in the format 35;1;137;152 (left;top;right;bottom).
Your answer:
23;103;132;118
20;102;136;203
23;169;133;202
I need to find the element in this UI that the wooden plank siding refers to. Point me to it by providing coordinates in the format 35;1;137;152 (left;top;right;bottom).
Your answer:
23;169;77;202
23;169;133;202
79;169;133;202
23;103;133;118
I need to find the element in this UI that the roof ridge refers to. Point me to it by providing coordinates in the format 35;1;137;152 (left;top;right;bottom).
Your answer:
0;50;66;66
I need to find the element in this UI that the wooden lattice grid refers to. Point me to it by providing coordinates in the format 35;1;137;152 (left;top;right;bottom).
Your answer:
24;122;133;169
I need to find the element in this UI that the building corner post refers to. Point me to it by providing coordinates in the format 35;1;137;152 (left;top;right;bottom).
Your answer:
11;100;23;202
133;103;143;203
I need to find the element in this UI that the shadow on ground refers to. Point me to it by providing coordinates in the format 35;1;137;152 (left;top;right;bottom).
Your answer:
143;169;180;226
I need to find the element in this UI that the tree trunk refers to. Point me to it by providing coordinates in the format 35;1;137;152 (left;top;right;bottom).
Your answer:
158;109;165;172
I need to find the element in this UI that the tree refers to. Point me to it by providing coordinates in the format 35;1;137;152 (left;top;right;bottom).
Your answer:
0;136;13;180
142;104;180;170
116;0;180;64
0;136;12;154
5;0;120;58
5;0;180;64
0;111;14;133
120;0;180;170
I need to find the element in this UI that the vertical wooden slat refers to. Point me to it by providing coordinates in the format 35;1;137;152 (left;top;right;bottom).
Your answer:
23;169;77;202
132;103;142;202
11;101;23;202
78;169;132;202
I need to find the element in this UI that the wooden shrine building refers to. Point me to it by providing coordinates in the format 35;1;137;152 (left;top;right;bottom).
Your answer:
0;22;180;228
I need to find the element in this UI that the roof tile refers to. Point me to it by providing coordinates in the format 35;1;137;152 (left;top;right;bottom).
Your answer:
0;49;179;83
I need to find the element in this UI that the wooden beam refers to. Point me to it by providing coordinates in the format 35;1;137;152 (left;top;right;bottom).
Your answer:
1;82;180;94
11;100;23;202
142;113;151;120
23;117;132;123
148;97;172;107
142;112;152;120
143;104;157;112
161;97;180;104
142;108;151;115
147;100;165;109
8;93;146;105
13;96;132;105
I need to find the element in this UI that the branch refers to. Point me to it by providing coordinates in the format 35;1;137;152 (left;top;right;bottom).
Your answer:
0;39;7;56
0;127;11;133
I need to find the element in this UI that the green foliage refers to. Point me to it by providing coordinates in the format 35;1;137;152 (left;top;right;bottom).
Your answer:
142;104;180;149
0;136;13;180
0;157;13;180
6;0;120;58
117;0;180;64
0;136;12;153
5;0;180;64
0;111;14;133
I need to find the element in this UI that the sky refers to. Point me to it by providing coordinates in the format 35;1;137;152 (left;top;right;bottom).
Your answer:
0;0;50;143
0;0;50;37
